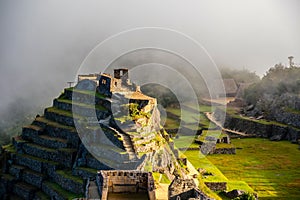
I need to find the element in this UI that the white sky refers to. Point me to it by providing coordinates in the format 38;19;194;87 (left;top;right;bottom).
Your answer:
0;0;299;111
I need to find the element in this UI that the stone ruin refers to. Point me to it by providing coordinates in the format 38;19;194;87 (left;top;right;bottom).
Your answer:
97;170;155;200
0;68;180;199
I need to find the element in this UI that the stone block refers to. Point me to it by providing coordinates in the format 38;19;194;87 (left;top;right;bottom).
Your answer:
13;182;38;200
22;169;45;188
9;165;25;180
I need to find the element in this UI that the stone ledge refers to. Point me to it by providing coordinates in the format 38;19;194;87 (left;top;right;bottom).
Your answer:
13;182;38;200
22;169;46;188
53;170;85;194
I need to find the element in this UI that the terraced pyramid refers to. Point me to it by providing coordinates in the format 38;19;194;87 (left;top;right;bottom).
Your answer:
0;75;177;200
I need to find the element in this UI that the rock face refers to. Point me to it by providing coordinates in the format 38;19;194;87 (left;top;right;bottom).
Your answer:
0;71;176;199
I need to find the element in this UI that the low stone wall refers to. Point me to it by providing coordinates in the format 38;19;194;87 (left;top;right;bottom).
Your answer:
44;109;75;127
215;108;300;143
204;182;227;191
53;99;110;120
52;171;85;194
213;148;236;154
64;88;111;111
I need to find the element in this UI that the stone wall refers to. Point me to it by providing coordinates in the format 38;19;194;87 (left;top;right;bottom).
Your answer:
204;182;227;191
97;170;155;199
215;108;300;143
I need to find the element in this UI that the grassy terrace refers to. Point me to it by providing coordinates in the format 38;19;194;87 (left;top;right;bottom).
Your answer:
165;104;216;131
34;117;76;131
43;181;81;200
64;87;106;99
207;138;300;199
56;98;107;111
225;107;289;127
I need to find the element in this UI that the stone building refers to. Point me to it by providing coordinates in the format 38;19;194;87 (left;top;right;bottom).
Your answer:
97;170;155;200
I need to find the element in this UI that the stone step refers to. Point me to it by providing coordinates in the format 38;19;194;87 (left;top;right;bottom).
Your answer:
14;153;60;176
22;143;59;162
7;194;23;200
32;116;80;148
44;107;77;127
22;169;46;188
9;164;26;180
33;135;68;149
21;143;77;168
13;181;38;200
63;88;111;111
56;148;77;168
0;173;16;194
33;191;51;200
22;125;44;141
12;136;29;154
73;167;97;179
53;98;110;120
52;170;85;194
42;180;82;200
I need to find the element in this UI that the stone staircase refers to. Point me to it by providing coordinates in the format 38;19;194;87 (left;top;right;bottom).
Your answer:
105;126;137;160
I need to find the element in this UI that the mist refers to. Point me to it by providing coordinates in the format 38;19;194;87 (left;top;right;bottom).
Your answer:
0;0;299;142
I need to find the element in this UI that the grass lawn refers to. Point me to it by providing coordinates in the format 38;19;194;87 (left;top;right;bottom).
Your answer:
207;138;300;199
164;105;216;130
173;135;199;149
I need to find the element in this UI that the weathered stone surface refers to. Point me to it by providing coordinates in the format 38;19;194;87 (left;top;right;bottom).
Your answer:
9;165;25;180
73;167;97;179
15;154;44;173
43;123;79;148
213;148;236;154
13;182;38;200
0;174;16;194
204;182;227;191
225;189;245;199
33;135;68;149
44;109;75;127
64;88;111;111
22;125;44;141
75;79;97;91
215;108;300;142
22;169;45;188
22;143;59;163
53;171;84;194
42;181;70;200
53;99;111;120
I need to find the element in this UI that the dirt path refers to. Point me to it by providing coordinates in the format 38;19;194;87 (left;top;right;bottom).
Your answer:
155;183;169;200
186;160;199;186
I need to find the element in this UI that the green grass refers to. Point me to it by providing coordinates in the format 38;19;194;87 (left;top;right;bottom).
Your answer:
164;105;216;131
44;181;82;199
207;138;300;199
284;107;300;114
56;170;84;184
56;98;107;111
152;172;171;184
183;150;228;182
173;135;199;149
196;130;224;143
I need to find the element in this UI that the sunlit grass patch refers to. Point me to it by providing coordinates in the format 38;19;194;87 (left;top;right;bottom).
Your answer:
207;138;300;198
